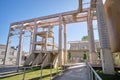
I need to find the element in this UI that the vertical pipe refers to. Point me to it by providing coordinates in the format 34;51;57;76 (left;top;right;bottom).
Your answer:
50;53;52;80
40;66;42;80
22;67;26;80
91;69;93;80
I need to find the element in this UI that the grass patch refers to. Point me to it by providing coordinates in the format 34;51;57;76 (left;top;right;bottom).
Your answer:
0;67;62;80
95;68;120;80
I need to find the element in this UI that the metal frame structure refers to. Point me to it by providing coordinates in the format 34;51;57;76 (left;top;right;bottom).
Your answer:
3;0;115;75
86;61;102;80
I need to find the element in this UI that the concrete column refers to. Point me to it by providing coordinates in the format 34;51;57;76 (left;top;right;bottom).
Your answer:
41;28;46;50
45;31;48;51
96;0;115;74
32;21;38;52
52;37;55;52
3;26;11;65
58;15;63;66
16;29;24;66
104;8;118;52
29;32;33;55
63;23;67;64
87;9;97;64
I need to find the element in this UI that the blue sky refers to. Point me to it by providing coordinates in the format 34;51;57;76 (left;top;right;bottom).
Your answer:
0;0;101;48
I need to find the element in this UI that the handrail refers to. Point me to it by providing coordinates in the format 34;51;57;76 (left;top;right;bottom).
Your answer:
86;61;102;80
22;65;41;80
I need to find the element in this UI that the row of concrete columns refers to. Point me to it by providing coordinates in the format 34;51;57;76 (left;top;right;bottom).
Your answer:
3;25;34;66
3;0;115;74
86;0;115;74
80;0;115;74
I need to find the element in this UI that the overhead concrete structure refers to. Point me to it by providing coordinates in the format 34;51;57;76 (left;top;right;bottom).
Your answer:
96;0;115;74
104;0;120;52
3;0;117;74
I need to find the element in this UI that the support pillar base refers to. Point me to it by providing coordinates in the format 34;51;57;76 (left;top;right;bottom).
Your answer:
89;52;99;65
101;48;115;74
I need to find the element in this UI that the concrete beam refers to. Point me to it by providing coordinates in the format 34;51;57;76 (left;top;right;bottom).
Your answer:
11;8;89;26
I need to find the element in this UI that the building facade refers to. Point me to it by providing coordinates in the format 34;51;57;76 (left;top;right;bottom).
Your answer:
68;40;100;63
0;44;18;65
0;44;28;65
0;44;6;64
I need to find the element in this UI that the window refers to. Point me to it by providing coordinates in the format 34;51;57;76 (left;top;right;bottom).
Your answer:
80;46;84;49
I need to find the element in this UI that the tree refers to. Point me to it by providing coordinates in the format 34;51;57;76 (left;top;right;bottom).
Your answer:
83;51;87;60
68;51;71;60
81;36;88;41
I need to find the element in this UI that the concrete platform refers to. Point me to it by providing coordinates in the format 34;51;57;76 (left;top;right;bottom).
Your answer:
54;63;90;80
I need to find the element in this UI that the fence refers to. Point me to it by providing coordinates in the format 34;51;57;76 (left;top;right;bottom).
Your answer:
86;61;102;80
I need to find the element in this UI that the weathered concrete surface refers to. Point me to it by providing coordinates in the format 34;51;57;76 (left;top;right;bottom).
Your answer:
54;63;89;80
104;0;120;67
104;0;120;52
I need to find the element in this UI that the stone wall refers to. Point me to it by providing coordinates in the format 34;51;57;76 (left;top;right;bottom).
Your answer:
113;52;120;67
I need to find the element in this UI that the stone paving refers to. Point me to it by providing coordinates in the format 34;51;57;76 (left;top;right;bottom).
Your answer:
54;63;90;80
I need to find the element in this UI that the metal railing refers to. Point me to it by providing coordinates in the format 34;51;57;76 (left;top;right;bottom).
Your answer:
22;53;56;80
86;61;102;80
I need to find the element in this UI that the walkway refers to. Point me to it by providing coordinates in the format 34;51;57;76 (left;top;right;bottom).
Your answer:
54;63;90;80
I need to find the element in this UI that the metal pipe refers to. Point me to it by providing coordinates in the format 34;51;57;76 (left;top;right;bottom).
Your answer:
40;66;42;80
86;62;102;80
50;61;52;80
22;68;26;80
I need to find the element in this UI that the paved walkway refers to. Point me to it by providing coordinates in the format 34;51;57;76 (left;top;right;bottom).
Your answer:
54;63;90;80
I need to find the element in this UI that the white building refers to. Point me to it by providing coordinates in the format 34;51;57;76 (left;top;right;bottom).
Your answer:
0;44;18;64
68;40;100;63
0;44;6;64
